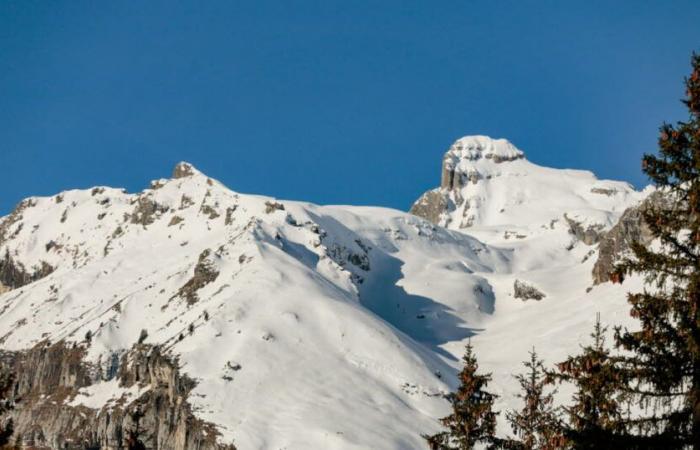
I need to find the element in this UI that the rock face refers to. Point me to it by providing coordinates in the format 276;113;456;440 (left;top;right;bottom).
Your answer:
591;192;661;284
175;249;220;305
0;251;54;292
513;280;546;301
0;341;235;450
563;214;606;246
408;190;449;226
172;162;196;179
409;136;525;229
409;135;640;231
440;136;524;192
130;194;170;227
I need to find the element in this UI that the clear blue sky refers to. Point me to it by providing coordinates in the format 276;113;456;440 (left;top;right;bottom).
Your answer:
2;1;699;215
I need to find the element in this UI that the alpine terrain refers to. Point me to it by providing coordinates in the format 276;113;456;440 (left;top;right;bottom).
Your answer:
0;136;653;449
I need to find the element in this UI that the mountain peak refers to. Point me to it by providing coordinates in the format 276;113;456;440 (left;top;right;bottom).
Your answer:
446;135;524;165
440;135;525;191
412;134;641;229
172;161;202;179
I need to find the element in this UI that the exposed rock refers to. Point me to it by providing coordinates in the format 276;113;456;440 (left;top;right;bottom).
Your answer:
591;192;662;284
0;341;235;449
224;206;237;226
409;190;449;225
440;136;524;191
0;199;36;248
324;240;370;286
0;250;54;292
172;162;195;179
150;179;167;190
200;204;220;220
179;195;195;210
44;239;63;252
168;216;184;227
130;195;170;227
175;249;220;305
410;136;523;225
563;213;606;245
264;201;285;214
590;187;617;196
513;279;546;301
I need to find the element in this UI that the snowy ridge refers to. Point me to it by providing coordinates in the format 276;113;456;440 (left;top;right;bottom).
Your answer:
0;162;505;448
0;150;648;449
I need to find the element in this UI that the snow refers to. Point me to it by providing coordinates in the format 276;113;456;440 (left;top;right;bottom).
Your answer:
69;378;146;409
437;136;642;231
0;141;650;449
446;135;524;163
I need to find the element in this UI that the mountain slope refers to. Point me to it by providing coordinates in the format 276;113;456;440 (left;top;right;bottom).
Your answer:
0;163;510;449
0;139;649;449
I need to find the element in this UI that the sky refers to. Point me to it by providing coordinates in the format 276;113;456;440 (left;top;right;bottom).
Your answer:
1;1;700;215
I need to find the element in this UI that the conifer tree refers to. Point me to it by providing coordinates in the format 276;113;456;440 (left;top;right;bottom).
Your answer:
549;316;629;449
505;349;563;450
611;52;700;449
424;342;499;449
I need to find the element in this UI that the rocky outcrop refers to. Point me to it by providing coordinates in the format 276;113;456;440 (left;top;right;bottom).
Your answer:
172;162;196;179
591;192;662;284
410;136;524;226
513;280;546;301
0;199;36;249
264;201;285;214
0;250;54;292
0;341;235;450
129;195;170;227
563;214;605;245
174;249;220;305
409;190;449;225
439;136;524;192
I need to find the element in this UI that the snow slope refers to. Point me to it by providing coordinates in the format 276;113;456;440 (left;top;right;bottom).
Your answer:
0;141;649;449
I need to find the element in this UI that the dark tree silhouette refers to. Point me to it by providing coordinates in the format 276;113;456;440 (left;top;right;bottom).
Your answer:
424;342;499;449
549;316;630;449
505;348;563;450
611;52;700;449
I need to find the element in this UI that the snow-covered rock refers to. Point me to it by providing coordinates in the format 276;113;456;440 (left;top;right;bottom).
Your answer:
0;145;651;449
411;135;643;231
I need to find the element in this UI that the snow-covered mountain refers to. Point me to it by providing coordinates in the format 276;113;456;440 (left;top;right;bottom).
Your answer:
0;137;650;449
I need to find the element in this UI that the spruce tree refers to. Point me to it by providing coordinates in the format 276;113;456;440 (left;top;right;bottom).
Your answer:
611;52;700;448
549;316;629;449
424;342;499;449
505;349;563;450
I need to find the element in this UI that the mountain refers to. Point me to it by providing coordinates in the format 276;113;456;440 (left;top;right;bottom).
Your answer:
0;138;650;450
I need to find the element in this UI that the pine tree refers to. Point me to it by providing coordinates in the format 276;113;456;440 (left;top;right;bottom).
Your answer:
505;348;563;450
611;52;700;449
549;316;629;449
424;342;499;449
